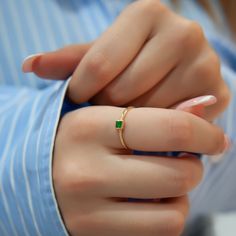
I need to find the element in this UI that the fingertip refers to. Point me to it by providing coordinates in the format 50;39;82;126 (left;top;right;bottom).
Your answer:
175;95;217;111
22;53;44;73
210;135;231;162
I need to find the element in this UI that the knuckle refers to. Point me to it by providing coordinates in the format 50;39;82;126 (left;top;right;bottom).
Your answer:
217;84;231;111
193;64;213;86
70;174;99;194
85;52;112;83
135;0;168;16
222;88;231;108
207;52;221;83
59;162;105;195
204;51;221;78
180;21;204;48
164;211;185;236
66;109;101;142
190;53;220;87
167;112;193;149
101;86;125;106
207;51;221;72
190;21;204;39
210;51;221;68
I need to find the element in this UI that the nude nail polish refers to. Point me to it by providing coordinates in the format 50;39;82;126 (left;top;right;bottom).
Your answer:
22;53;44;72
175;95;218;160
177;152;201;159
176;95;217;111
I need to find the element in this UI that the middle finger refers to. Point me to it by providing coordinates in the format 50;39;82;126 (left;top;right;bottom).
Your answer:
101;154;203;199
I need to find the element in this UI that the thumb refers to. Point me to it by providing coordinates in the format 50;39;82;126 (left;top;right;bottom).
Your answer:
22;43;92;80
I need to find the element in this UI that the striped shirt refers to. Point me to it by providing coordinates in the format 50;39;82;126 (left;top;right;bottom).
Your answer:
0;0;235;235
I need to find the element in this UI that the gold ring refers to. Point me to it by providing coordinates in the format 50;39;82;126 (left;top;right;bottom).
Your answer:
115;106;134;149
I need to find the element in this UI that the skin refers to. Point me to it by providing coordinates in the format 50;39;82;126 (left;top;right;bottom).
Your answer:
22;0;231;235
54;106;226;236
23;0;231;121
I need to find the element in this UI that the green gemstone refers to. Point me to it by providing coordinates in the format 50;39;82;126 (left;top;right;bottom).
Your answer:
116;120;123;129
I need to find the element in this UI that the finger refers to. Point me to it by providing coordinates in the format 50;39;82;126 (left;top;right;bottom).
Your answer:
128;46;223;119
102;154;203;198
78;106;226;154
73;196;188;236
128;63;196;109
92;30;181;105
68;2;159;103
91;16;204;106
174;95;217;118
167;48;229;121
22;43;91;79
203;81;231;121
178;104;206;118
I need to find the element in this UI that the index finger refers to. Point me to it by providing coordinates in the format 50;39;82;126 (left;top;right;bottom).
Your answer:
68;1;163;103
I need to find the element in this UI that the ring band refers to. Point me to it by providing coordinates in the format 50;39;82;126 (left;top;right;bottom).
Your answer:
115;106;134;149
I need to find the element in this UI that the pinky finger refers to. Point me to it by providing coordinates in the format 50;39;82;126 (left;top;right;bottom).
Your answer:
71;196;188;236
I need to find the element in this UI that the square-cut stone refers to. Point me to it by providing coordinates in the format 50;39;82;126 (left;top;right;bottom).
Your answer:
116;120;123;129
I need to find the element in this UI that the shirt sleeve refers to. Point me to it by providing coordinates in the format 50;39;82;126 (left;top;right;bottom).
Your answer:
0;81;70;236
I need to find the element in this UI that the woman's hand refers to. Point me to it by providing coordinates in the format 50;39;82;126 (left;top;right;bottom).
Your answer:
23;0;230;121
53;105;227;236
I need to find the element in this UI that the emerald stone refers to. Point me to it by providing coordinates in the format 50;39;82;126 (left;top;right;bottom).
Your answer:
116;120;123;129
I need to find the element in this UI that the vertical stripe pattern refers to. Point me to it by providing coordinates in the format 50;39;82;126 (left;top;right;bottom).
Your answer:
0;0;236;235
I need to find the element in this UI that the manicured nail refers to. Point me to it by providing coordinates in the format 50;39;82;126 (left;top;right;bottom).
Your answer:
176;95;217;111
210;135;231;163
223;134;231;151
22;53;44;72
177;152;200;159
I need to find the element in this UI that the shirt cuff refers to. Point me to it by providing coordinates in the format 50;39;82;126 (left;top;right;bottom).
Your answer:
44;79;91;235
40;80;70;236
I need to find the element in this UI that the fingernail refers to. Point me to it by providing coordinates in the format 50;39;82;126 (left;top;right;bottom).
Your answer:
224;134;231;151
22;53;44;72
177;152;201;159
176;95;217;111
210;135;231;163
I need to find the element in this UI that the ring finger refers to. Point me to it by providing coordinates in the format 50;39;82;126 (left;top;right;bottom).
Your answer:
80;106;226;154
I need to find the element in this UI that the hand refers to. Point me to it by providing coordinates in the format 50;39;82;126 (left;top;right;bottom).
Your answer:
23;0;230;121
53;105;227;236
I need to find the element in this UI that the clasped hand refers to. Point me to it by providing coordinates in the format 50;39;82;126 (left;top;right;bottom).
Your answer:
23;1;230;235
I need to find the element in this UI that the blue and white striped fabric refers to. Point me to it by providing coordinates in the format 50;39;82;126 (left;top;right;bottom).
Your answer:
0;0;236;235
